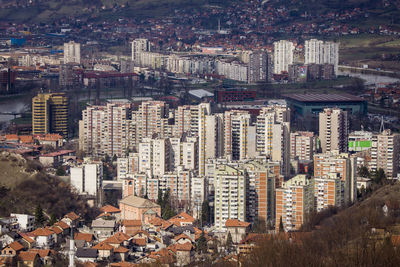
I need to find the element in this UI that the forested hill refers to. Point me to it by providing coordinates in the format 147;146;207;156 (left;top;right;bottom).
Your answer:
0;0;399;26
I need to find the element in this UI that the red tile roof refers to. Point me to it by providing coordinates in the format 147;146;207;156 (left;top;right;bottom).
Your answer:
64;211;80;221
100;205;121;213
168;212;195;226
92;241;113;251
18;251;38;262
7;241;24;251
74;233;94;243
54;221;70;230
122;220;142;227
174;242;192;251
132;238;146;247
113;246;129;253
174;233;192;242
31;228;54;236
28;249;54;258
49;226;63;234
225;219;251;228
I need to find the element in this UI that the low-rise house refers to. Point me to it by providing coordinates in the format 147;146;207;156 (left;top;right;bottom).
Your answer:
99;205;121;220
28;249;55;266
62;212;81;228
92;241;113;260
0;232;20;247
30;228;55;248
10;214;35;232
119;196;161;224
39;150;74;167
74;233;95;247
168;212;195;227
1;241;24;257
174;233;192;245
19;233;36;249
0;221;9;235
113;245;129;262
225;219;251;244
17;251;40;267
48;226;63;244
76;248;98;262
121;220;142;235
91;218;116;239
53;221;70;236
147;217;173;233
174;243;193;266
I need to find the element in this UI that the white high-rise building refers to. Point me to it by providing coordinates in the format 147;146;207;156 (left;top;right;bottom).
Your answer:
370;129;400;179
214;164;246;231
138;138;171;177
64;41;81;64
224;110;252;161
256;106;291;177
273;40;295;74
70;161;103;197
305;39;339;74
131;38;151;65
319;108;349;154
80;100;135;157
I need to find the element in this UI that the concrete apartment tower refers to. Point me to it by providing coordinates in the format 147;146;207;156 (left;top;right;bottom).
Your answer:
370;129;400;179
305;39;339;74
32;92;69;136
319;108;348;153
131;38;151;66
248;51;270;83
64;41;81;64
273;40;295;74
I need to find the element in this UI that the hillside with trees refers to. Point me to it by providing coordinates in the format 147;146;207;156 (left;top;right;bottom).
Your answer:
0;151;98;223
233;182;400;267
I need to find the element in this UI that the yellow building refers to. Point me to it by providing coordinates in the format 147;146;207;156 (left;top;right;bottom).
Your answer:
32;93;68;136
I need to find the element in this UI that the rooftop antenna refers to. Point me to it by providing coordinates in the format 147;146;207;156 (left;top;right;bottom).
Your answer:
380;116;385;133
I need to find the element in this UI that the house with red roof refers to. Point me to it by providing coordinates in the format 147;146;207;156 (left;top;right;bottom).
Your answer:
1;241;24;257
225;219;251;244
168;212;195;227
121;220;142;235
30;228;55;248
17;251;40;267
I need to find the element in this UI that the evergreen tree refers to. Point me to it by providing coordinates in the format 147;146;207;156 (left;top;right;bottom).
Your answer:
279;216;285;232
201;200;210;225
56;166;66;176
112;154;118;162
49;213;57;225
196;230;208;254
157;189;163;205
226;232;233;251
35;204;45;227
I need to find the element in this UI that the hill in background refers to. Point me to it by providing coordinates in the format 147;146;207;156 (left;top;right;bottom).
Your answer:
0;151;98;221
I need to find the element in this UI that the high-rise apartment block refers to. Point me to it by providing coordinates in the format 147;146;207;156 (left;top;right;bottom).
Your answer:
273;40;295;74
133;101;169;142
256;106;291;177
370;129;400;179
314;173;344;212
70;161;103;197
290;131;317;161
319;108;348;153
224;110;252;161
64;41;81;64
248;51;269;83
275;175;314;232
80;100;134;157
131;38;151;65
314;152;357;204
305;39;339;74
214;165;246;231
32;93;68;136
